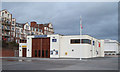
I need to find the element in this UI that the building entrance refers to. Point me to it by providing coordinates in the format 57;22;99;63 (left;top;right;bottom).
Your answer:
22;48;26;57
32;37;50;58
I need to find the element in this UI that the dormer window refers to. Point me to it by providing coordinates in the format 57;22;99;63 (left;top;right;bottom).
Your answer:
2;12;4;16
8;14;9;17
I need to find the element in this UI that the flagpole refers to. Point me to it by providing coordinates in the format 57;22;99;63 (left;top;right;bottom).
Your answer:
80;16;82;60
80;16;82;36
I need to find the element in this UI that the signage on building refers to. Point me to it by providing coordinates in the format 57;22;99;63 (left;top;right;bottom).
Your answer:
56;50;58;55
52;39;57;42
34;35;47;38
98;42;101;47
22;45;27;48
50;51;53;55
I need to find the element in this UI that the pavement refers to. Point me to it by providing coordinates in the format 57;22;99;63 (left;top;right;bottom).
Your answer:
0;56;119;70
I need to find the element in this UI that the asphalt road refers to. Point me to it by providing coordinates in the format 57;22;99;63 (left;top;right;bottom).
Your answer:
1;56;119;70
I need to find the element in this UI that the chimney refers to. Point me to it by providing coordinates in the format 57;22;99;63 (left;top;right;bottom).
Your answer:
31;21;37;26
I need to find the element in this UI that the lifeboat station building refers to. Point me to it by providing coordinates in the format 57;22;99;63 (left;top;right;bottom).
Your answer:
19;34;104;58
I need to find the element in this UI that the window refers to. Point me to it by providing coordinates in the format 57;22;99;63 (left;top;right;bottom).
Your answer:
44;27;46;30
6;21;8;24
8;14;9;17
16;34;17;37
70;39;91;44
21;29;23;33
18;40;20;43
2;18;4;22
5;11;7;14
8;32;10;34
12;21;15;24
44;31;47;34
32;32;34;35
16;40;17;43
31;27;33;31
46;50;48;57
39;50;41;57
2;12;4;16
7;26;10;29
12;27;14;31
41;30;42;32
2;25;4;29
35;50;37;57
38;28;39;32
52;39;57;42
26;25;29;29
71;39;80;44
35;28;36;31
16;30;18;33
42;50;44;57
82;39;91;44
93;41;95;45
19;35;20;37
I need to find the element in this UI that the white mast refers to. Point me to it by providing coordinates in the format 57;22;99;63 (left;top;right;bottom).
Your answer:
80;16;82;60
80;16;82;36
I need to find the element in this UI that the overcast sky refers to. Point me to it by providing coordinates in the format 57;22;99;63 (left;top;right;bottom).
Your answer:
2;2;118;40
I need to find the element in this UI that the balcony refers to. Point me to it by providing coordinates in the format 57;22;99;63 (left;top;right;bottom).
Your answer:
3;33;10;37
49;27;53;29
16;31;20;34
11;23;15;26
5;27;10;31
21;32;24;34
2;21;11;26
27;33;31;36
11;29;14;32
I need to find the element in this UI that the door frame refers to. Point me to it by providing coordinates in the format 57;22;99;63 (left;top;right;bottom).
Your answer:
22;48;27;57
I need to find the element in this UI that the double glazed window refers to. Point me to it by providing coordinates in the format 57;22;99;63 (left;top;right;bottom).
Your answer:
52;39;57;42
7;26;10;29
12;21;14;24
82;39;91;44
71;39;80;44
38;29;39;32
12;27;14;31
2;12;4;16
8;14;9;17
40;30;42;32
31;27;33;31
35;28;36;31
70;39;91;44
2;25;4;29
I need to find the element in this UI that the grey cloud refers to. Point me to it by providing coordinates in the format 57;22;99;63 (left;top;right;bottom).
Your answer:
2;2;118;40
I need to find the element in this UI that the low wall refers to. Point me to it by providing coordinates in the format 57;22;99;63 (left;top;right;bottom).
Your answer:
0;49;18;57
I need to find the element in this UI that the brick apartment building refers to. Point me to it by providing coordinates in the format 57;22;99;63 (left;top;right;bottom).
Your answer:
30;21;54;35
0;9;12;41
0;9;54;43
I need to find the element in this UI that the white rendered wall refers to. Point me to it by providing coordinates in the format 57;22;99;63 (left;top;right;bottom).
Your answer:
49;35;104;58
59;35;93;58
27;36;34;57
91;38;98;57
19;43;27;57
48;34;60;58
100;40;104;57
104;42;118;54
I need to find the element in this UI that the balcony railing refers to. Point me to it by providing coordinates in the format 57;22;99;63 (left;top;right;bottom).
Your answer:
5;27;10;31
2;21;11;26
3;33;10;37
